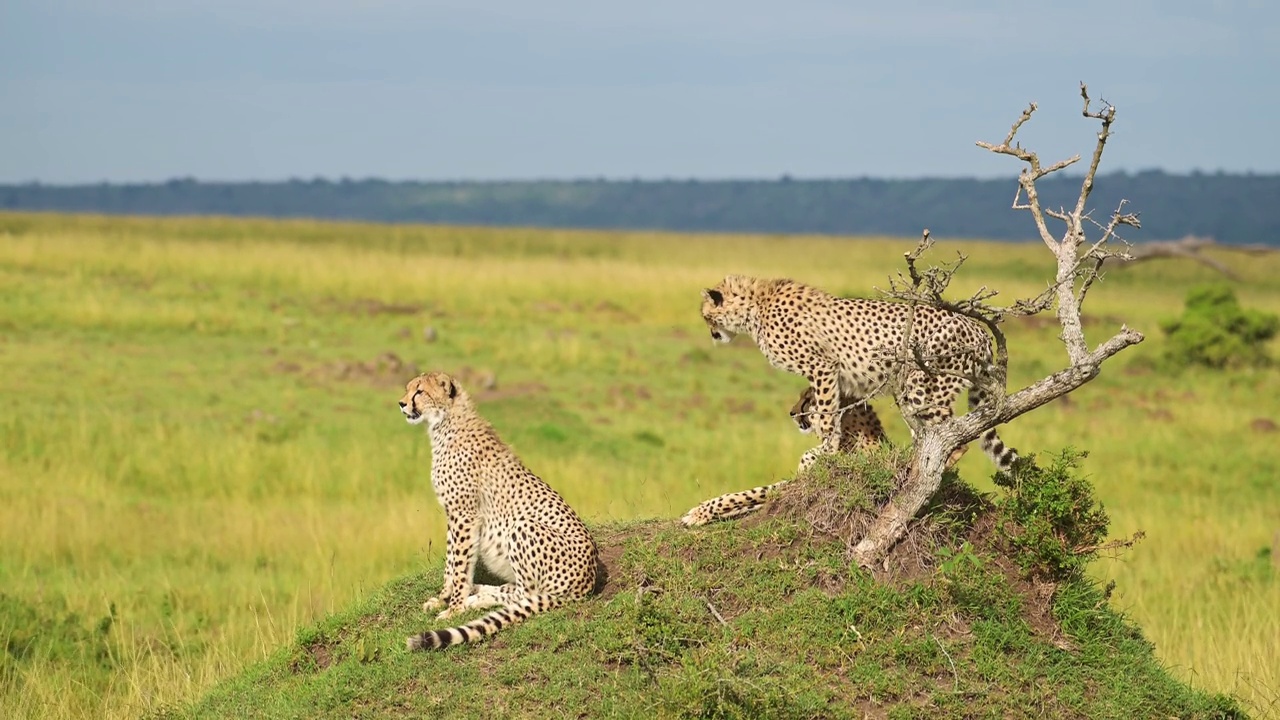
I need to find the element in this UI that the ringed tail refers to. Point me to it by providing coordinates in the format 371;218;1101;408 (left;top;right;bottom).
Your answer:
979;428;1018;474
406;593;565;651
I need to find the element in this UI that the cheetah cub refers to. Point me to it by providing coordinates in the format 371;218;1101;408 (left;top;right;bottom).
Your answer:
682;275;1018;527
679;387;890;527
399;371;598;650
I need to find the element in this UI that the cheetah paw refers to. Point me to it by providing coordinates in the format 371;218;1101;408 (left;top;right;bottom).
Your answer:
435;606;463;621
422;597;445;613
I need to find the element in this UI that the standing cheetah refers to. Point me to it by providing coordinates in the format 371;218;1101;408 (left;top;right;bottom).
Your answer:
399;371;598;650
681;275;1017;527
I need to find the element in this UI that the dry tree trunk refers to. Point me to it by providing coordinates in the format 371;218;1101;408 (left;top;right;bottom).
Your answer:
852;83;1146;568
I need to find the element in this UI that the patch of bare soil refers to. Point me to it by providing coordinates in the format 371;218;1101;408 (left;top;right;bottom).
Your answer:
271;351;416;387
322;297;429;317
1250;417;1277;433
276;351;419;388
604;383;653;411
290;638;335;674
592;300;640;323
592;521;668;602
448;366;498;391
270;355;543;400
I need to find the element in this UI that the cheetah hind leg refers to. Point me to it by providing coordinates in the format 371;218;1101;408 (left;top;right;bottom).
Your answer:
462;583;521;610
425;589;492;618
680;482;785;527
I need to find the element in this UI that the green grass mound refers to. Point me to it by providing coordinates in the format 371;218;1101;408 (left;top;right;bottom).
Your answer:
168;451;1244;720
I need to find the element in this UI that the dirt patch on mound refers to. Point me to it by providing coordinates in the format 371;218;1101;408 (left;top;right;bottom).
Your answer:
592;521;668;602
290;638;335;674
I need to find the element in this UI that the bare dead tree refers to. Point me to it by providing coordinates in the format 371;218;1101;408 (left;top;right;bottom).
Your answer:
852;83;1146;568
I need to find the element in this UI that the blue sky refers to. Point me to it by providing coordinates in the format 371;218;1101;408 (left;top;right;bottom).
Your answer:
2;1;1276;183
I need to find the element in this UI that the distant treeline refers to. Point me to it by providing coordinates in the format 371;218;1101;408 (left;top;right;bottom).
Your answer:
3;171;1277;245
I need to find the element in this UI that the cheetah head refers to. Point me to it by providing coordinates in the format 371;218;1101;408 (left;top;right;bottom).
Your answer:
399;371;462;427
789;386;816;434
700;276;755;344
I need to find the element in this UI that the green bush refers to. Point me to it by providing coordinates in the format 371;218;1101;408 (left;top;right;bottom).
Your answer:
993;450;1110;582
1160;283;1279;369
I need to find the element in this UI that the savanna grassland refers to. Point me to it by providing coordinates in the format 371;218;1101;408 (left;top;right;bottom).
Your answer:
1;211;1277;718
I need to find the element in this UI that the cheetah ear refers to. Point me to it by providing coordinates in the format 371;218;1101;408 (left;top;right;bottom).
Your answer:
703;288;724;306
447;378;458;399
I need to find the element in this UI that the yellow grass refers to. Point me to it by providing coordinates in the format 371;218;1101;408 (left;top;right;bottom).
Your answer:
1;212;1277;718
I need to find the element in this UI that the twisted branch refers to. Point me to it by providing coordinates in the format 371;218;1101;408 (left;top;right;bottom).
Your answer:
853;83;1147;567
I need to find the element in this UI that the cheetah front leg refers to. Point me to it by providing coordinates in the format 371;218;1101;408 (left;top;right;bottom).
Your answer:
427;513;481;620
798;366;843;471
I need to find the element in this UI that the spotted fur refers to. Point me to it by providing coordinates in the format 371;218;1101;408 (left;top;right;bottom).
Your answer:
678;386;892;527
789;385;888;451
399;372;598;650
681;275;1017;527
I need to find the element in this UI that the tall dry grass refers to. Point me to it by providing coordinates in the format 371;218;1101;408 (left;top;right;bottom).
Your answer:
1;212;1277;717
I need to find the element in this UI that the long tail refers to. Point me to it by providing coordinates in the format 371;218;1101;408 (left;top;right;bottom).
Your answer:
680;481;787;527
406;593;566;651
968;384;1019;474
979;428;1018;474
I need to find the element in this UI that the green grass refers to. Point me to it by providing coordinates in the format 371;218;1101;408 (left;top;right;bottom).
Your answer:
173;461;1244;719
1;211;1278;718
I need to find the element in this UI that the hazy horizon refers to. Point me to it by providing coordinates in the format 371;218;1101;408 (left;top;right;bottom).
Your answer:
4;1;1277;184
5;167;1268;188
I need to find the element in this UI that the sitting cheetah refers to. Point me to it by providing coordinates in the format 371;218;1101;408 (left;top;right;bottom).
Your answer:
681;275;1017;527
399;371;598;650
680;386;890;527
